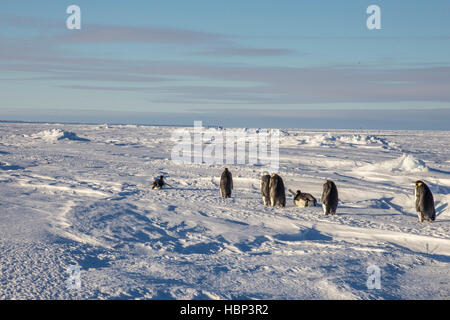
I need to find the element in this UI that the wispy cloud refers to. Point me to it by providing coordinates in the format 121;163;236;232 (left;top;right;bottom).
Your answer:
56;24;229;44
3;50;450;104
1;15;450;107
0;15;61;29
194;47;299;57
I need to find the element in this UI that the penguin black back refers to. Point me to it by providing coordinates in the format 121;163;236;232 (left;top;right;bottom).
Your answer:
415;180;435;222
220;168;233;198
152;175;165;189
269;174;286;207
321;180;338;215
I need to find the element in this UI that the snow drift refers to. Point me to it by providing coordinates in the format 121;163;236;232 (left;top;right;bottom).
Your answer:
299;133;391;148
359;154;428;173
30;129;90;142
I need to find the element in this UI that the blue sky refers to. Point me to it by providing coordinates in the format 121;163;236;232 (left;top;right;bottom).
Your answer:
1;0;449;129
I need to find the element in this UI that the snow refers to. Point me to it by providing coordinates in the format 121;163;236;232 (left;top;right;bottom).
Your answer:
0;123;449;300
295;133;392;148
359;154;429;173
28;129;90;143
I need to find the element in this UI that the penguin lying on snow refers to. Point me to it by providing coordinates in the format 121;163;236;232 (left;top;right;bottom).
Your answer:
289;189;317;207
269;174;286;207
220;168;233;198
152;175;165;189
415;180;436;222
322;180;338;215
261;172;271;206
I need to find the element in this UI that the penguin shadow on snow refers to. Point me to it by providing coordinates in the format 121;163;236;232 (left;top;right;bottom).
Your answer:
340;197;417;218
378;197;415;217
155;186;217;192
429;183;450;195
429;167;450;175
435;201;448;219
342;211;394;218
423;182;450;219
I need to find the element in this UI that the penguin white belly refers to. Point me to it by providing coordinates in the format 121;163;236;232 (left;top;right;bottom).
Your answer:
415;188;423;222
295;199;308;208
322;204;327;214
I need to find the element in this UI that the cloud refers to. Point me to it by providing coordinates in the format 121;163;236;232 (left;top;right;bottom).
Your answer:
4;54;450;104
0;15;61;29
2;37;450;104
1;15;450;106
103;64;450;104
0;15;228;44
57;25;229;45
194;47;299;57
57;85;153;91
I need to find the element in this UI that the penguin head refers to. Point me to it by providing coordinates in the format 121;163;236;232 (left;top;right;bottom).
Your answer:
415;180;423;187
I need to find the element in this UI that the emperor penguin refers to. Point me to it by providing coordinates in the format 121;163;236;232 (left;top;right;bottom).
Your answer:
289;189;317;208
321;180;338;215
220;168;233;198
415;180;436;222
269;174;286;207
152;175;165;190
261;172;271;206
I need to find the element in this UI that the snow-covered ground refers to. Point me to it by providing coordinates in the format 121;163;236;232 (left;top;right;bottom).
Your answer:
0;123;449;300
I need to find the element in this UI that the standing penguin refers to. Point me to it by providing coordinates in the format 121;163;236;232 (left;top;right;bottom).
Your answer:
321;180;338;215
220;168;233;198
415;180;436;222
261;172;271;206
269;174;286;207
